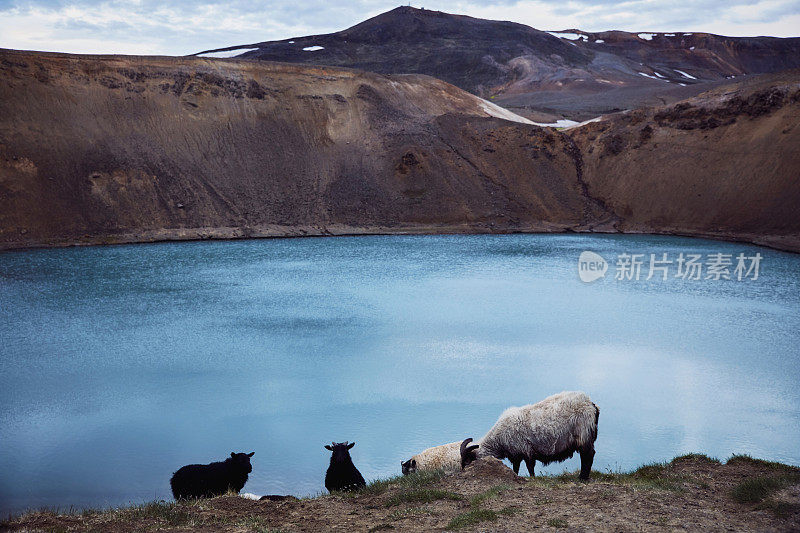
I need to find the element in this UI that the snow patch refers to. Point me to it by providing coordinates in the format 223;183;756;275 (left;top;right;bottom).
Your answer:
689;46;695;50
683;33;692;36
532;119;580;128
288;40;295;44
197;48;259;58
529;116;605;130
674;69;697;80
653;71;666;78
303;45;324;51
595;39;605;43
479;99;535;125
678;83;686;86
638;33;655;41
638;72;660;80
561;116;604;130
547;32;585;41
664;33;676;37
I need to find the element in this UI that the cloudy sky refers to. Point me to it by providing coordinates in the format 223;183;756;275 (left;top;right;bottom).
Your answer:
1;0;799;56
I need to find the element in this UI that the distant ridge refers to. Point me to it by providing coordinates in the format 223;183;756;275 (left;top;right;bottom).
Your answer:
196;6;800;119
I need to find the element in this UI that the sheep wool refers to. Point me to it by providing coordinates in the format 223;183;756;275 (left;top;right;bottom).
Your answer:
464;391;599;480
170;452;254;500
402;441;462;474
324;441;367;492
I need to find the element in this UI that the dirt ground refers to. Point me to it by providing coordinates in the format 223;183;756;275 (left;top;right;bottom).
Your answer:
4;454;799;532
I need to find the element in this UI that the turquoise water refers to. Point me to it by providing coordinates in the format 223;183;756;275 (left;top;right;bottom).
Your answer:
1;234;799;515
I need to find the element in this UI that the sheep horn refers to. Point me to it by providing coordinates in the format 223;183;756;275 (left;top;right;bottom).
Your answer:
459;438;473;456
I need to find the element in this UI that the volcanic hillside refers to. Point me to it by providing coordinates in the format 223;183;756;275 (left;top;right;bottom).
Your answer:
0;48;608;250
197;6;590;98
1;49;799;251
198;6;800;120
570;69;800;252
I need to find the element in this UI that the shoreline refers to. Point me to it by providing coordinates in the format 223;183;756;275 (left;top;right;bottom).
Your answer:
3;453;798;531
2;224;799;255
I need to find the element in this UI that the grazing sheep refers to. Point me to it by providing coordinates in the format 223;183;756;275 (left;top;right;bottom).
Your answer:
401;441;462;475
324;441;366;492
460;391;599;480
170;452;254;500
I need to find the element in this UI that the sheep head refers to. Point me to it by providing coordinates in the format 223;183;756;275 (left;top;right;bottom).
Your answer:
401;458;417;475
460;438;479;470
324;441;356;462
228;451;254;473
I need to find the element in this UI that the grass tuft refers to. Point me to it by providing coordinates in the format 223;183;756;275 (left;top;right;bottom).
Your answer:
469;484;511;508
672;453;721;464
528;460;688;492
547;517;569;528
446;508;499;530
631;461;670;479
771;502;800;518
728;454;797;472
345;469;448;497
446;506;516;529
731;475;798;504
727;455;800;507
446;481;517;530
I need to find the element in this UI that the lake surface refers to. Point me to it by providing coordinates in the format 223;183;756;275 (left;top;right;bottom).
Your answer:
1;234;799;515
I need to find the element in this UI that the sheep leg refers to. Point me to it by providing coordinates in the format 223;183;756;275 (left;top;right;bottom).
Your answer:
524;458;535;477
579;447;595;480
511;458;521;474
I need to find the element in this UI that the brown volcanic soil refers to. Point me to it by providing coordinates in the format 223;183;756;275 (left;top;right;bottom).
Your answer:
1;49;799;252
3;456;799;532
0;48;607;250
569;70;800;252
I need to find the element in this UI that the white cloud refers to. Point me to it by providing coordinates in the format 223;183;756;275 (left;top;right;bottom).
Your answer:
0;0;797;56
451;0;800;36
0;1;322;55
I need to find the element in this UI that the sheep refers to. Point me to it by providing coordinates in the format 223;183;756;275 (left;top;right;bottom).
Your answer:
460;391;599;480
401;441;462;475
324;441;366;492
170;452;254;500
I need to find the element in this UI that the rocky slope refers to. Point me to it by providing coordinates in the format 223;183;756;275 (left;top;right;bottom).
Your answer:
1;49;798;252
0;48;606;250
197;6;800;120
570;70;800;252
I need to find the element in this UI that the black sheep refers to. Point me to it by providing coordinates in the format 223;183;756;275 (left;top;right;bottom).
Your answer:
324;441;366;492
170;452;254;500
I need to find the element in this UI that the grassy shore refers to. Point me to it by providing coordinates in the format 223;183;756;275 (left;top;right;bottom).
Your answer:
3;454;799;532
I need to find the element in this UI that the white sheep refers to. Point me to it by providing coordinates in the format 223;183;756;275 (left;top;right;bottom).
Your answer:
401;441;462;475
460;391;599;479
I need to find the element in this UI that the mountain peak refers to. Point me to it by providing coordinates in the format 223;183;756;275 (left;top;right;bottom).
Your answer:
197;7;800;117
